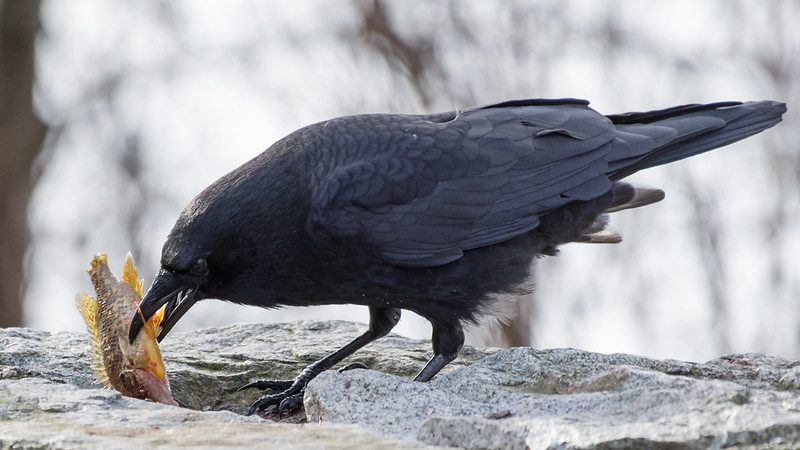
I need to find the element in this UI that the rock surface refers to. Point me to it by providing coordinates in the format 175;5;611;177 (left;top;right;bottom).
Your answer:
307;347;800;449
3;321;800;449
0;321;488;449
0;377;422;449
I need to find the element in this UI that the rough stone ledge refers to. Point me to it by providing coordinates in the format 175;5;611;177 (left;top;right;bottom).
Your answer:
0;377;430;449
3;321;800;449
305;346;800;449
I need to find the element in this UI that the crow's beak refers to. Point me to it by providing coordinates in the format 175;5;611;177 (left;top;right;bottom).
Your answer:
128;269;199;344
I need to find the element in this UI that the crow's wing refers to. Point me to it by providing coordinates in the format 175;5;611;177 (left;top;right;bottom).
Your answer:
309;99;786;267
309;99;645;267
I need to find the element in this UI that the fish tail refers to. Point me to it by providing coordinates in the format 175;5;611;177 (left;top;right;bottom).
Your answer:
76;293;111;387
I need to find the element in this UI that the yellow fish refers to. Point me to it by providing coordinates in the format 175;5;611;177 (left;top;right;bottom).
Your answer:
76;253;177;405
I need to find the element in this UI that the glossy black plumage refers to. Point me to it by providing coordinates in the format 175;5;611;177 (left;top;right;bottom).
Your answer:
129;97;786;414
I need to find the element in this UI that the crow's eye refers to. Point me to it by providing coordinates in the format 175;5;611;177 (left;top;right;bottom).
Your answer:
189;258;208;276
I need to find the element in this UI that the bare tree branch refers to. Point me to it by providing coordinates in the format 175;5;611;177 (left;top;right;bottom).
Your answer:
355;0;436;108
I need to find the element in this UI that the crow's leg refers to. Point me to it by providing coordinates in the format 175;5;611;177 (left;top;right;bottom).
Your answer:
414;322;464;382
240;306;401;416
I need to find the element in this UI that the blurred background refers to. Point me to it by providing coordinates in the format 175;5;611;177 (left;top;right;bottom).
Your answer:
1;0;798;362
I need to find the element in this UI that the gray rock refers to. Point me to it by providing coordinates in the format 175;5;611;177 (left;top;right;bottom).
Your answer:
0;321;494;415
305;347;800;449
0;377;426;449
4;321;800;449
0;320;487;449
160;320;494;413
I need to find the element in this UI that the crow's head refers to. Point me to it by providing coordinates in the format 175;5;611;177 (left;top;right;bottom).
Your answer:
128;182;268;344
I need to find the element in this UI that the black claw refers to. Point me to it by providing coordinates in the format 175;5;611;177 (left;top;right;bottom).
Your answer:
338;362;368;372
237;379;294;392
247;391;296;416
245;378;307;416
277;393;304;418
243;366;325;416
246;393;283;415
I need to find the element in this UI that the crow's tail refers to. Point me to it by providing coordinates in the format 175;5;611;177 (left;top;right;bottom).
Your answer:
606;100;787;180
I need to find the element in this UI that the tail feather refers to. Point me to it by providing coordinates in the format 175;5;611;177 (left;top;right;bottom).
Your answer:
604;182;665;213
545;100;784;250
538;181;666;248
605;100;741;124
607;100;787;180
580;230;622;244
576;182;664;245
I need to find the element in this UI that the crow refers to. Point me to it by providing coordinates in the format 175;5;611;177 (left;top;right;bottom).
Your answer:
129;98;786;415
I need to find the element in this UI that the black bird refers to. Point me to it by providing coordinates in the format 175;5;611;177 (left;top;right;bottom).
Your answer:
129;98;786;415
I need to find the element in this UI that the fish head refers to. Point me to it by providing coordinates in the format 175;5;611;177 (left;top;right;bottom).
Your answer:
115;254;169;382
118;368;178;406
128;304;168;382
117;306;176;405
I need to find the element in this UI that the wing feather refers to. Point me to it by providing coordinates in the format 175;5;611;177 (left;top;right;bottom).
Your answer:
310;101;618;267
308;99;785;267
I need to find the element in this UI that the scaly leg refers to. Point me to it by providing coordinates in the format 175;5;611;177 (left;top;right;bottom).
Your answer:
414;321;464;382
239;306;401;416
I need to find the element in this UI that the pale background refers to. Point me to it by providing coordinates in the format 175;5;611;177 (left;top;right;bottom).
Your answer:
23;0;800;362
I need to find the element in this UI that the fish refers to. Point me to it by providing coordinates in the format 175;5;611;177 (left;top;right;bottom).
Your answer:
76;253;177;406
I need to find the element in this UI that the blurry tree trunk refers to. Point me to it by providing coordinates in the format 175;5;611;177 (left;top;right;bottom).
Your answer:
0;0;46;327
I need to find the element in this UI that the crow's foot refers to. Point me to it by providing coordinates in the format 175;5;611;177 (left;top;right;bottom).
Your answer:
239;361;370;416
243;383;303;417
240;367;323;417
